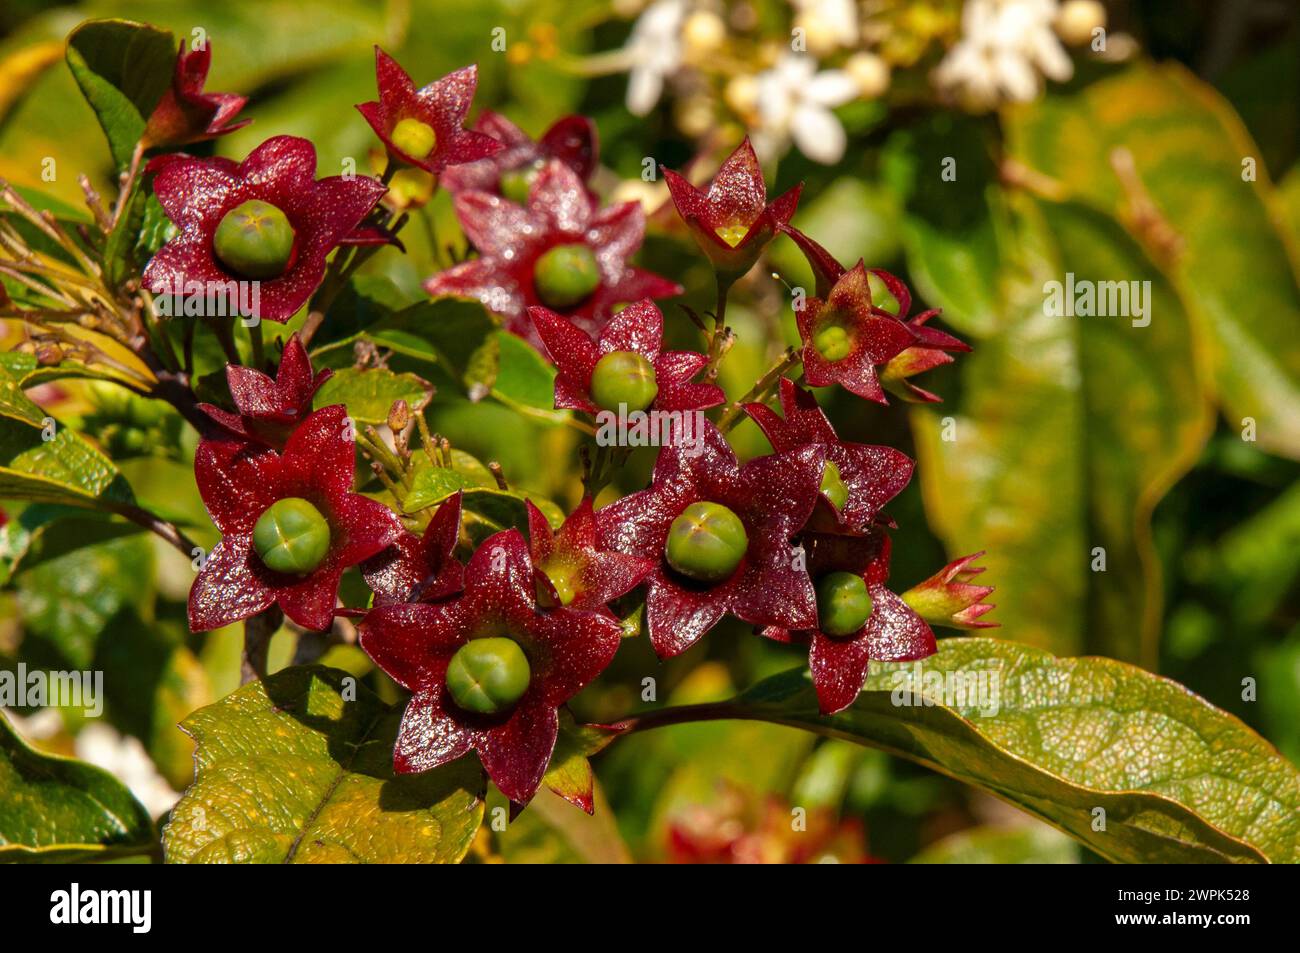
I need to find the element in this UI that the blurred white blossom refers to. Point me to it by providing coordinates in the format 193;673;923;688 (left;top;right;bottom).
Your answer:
75;722;181;818
793;0;859;56
623;0;688;116
753;54;858;164
934;0;1074;111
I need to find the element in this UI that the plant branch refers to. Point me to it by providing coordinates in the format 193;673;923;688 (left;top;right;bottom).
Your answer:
240;606;283;685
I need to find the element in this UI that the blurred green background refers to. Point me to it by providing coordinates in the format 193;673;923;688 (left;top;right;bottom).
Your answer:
1;0;1297;863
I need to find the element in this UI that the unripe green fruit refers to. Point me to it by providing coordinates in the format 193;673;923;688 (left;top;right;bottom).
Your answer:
445;637;531;715
252;497;331;575
867;272;900;314
665;501;748;583
391;117;437;160
590;350;658;412
816;571;874;637
213;200;296;279
812;316;853;362
534;243;601;309
820;459;849;511
500;160;544;205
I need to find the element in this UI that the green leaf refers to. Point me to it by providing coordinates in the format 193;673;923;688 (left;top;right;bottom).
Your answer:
313;366;432;425
912;196;1210;663
459;487;563;544
0;710;154;861
403;465;471;514
910;824;1079;864
163;666;484;863
542;710;621;812
1005;61;1300;459
65;19;175;169
15;529;155;670
0;361;136;509
717;638;1300;864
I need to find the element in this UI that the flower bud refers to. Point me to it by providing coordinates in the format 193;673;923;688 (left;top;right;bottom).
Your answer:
500;158;545;205
590;350;658;412
213;199;296;279
445;637;531;714
665;501;748;583
252;497;331;575
815;571;873;636
533;243;601;309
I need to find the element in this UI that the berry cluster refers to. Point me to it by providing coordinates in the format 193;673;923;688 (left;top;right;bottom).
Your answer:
161;47;993;809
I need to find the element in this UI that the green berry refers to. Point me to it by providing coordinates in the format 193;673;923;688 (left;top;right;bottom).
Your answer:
867;272;900;314
820;459;849;511
533;243;601;309
213;200;296;279
665;501;748;583
816;571;874;637
500;159;544;205
445;637;531;715
252;497;331;575
391;117;437;160
590;351;658;412
812;315;853;362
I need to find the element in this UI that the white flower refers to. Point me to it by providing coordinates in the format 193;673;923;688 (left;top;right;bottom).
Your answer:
752;54;858;164
934;0;1074;111
623;0;688;116
793;0;859;56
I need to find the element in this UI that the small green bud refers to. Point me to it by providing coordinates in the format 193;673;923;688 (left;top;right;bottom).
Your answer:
252;497;331;575
590;350;658;412
815;571;874;637
665;501;748;583
820;459;849;511
533;243;601;309
867;272;900;314
445;637;531;715
213;200;296;280
391;117;437;160
500;159;544;205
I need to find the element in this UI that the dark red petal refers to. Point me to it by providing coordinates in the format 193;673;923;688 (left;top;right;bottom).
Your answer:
597;298;662;359
462;528;537;619
359;600;470;690
705;137;767;225
525;498;556;563
416;64;478;125
644;575;728;657
541;115;598;180
767;182;803;228
479;696;559;805
373;46;418;108
188;536;274;631
454;190;535;256
530;160;592;233
393;687;474;774
276;566;344;631
587;200;647;266
653;351;724;412
809;628;874;715
522;604;622;704
280;405;355;503
225;364;280;417
194;439;282;535
778;224;845;299
329;493;404;565
531;306;600;396
239;135;318;191
150;158;239;228
865;585;937;661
